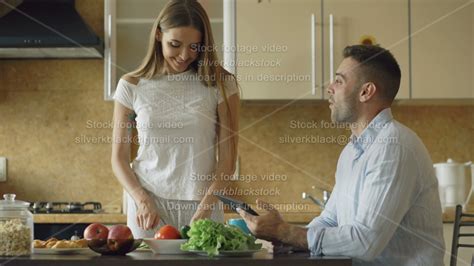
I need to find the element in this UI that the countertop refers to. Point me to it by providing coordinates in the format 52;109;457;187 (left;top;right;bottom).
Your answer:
442;206;474;223
33;212;321;224
34;209;459;224
33;213;127;224
0;251;351;266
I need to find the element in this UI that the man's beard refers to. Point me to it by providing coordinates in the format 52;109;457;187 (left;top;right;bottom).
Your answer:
330;86;360;124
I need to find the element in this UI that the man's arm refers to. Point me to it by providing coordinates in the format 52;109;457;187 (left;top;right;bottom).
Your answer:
307;184;338;229
307;143;419;260
240;143;420;261
237;200;309;250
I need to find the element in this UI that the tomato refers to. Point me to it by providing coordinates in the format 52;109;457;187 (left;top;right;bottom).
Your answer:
154;225;181;239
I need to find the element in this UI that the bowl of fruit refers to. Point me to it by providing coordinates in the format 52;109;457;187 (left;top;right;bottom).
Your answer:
84;223;142;255
143;225;189;254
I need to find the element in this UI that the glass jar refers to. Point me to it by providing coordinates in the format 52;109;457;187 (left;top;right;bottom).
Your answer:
0;194;33;256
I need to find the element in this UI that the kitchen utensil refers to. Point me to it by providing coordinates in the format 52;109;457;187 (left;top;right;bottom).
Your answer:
434;159;472;208
143;238;187;254
0;193;33;256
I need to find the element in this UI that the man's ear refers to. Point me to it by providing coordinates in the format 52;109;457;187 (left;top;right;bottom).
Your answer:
359;82;377;103
155;30;162;42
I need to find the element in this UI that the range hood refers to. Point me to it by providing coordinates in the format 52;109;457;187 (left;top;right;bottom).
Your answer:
0;0;103;59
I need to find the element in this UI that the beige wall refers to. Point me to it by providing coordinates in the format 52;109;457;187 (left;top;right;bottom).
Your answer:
238;102;473;207
0;1;472;213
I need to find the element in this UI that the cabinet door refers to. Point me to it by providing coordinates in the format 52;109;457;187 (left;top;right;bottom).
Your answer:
105;0;224;100
411;0;473;99
322;0;410;100
236;0;323;100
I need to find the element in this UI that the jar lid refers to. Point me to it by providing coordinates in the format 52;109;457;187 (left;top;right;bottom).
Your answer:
0;194;30;210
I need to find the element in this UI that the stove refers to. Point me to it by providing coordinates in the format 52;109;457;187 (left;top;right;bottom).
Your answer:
30;201;102;214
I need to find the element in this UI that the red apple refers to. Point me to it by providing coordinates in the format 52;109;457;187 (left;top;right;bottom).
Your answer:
107;225;134;251
84;223;109;240
108;224;133;240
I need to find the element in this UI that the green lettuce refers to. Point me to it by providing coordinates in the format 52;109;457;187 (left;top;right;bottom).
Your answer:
180;219;262;256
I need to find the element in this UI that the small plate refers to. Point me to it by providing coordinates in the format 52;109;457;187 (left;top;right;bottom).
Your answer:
132;248;152;253
34;248;92;255
143;238;187;254
187;249;264;257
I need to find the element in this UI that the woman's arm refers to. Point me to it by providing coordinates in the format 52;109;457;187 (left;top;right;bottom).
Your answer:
111;100;160;230
191;93;240;222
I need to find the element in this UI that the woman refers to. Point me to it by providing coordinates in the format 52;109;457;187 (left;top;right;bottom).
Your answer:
111;0;239;238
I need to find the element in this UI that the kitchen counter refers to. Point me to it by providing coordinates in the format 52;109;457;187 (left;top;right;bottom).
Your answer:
34;212;320;225
34;210;458;225
33;214;127;224
0;251;351;266
224;212;320;225
442;207;474;223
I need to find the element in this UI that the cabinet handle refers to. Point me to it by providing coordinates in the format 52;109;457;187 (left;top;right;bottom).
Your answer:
223;0;237;75
311;14;317;95
104;0;116;101
105;13;112;100
329;14;334;84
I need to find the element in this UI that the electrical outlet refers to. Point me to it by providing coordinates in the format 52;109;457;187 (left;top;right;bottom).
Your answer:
0;157;7;182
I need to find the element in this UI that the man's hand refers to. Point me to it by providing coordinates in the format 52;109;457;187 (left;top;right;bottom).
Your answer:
236;199;288;241
237;199;309;251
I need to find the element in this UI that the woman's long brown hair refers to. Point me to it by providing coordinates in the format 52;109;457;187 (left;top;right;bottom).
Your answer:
128;0;239;172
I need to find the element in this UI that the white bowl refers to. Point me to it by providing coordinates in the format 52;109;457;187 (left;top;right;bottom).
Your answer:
143;238;188;254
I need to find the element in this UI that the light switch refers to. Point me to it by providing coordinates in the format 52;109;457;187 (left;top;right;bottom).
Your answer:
0;157;7;182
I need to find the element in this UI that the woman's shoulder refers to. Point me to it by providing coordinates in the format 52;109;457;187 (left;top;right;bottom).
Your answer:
120;73;140;86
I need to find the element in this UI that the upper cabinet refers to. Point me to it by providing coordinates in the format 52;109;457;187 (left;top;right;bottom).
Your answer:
411;0;473;99
104;0;224;100
104;0;473;100
236;0;410;100
322;0;410;100
236;0;323;100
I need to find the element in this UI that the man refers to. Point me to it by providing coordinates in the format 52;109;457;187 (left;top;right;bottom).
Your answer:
237;45;445;265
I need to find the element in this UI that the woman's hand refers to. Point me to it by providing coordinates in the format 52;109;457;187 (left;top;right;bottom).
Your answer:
190;198;215;223
135;196;161;230
190;208;212;224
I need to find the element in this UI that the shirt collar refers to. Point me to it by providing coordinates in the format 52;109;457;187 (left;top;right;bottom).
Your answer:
350;108;393;156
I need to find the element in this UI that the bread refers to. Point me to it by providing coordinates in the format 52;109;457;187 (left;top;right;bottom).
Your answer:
33;240;46;248
34;238;88;249
51;241;71;249
75;239;88;248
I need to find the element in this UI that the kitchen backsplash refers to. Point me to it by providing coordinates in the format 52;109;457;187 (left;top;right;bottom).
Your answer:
0;0;472;213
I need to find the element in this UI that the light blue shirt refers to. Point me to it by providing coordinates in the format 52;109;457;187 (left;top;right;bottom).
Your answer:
307;108;445;266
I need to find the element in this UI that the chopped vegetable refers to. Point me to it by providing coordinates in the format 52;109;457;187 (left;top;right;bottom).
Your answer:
180;225;191;239
180;219;262;257
137;242;149;250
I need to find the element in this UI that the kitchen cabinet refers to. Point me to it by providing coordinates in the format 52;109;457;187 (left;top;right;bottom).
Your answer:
236;0;409;100
321;0;410;100
104;0;225;100
236;0;323;100
411;0;473;99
